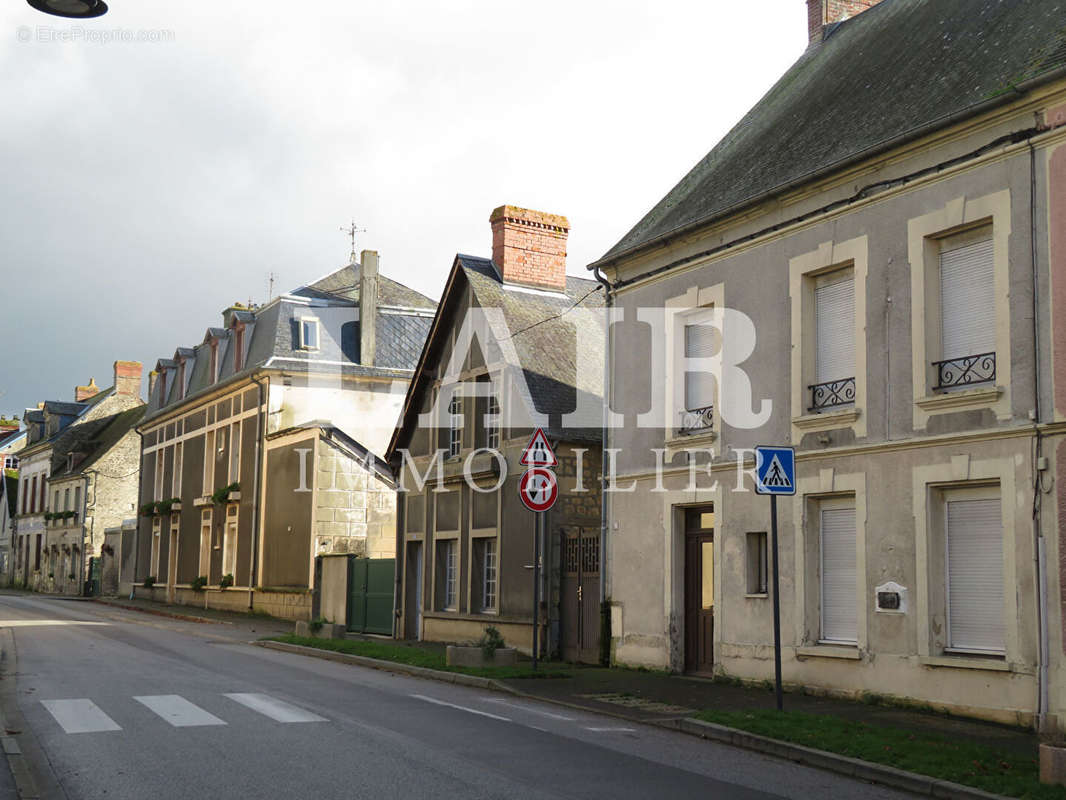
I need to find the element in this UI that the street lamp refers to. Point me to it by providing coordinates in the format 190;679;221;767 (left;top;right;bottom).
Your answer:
25;0;108;18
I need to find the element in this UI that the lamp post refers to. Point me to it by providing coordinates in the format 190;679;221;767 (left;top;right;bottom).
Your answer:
26;0;108;18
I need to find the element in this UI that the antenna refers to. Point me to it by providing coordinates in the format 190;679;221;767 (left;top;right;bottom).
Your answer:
267;272;278;300
340;219;366;264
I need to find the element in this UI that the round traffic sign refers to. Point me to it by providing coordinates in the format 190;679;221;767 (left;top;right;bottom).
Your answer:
519;467;558;512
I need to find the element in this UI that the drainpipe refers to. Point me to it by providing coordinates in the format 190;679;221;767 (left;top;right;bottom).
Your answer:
83;468;96;596
1029;138;1049;730
593;265;612;665
132;428;144;600
249;373;268;611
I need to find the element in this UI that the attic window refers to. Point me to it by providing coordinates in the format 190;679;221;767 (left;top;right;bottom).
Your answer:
209;341;219;383
234;325;246;371
298;318;320;351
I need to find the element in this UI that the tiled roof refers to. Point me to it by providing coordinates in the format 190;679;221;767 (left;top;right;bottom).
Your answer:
596;0;1066;266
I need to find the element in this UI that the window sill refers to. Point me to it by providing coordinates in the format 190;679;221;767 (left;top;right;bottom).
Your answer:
665;429;716;454
920;654;1010;672
193;496;211;507
744;592;768;599
796;644;861;660
792;408;860;431
915;385;1002;412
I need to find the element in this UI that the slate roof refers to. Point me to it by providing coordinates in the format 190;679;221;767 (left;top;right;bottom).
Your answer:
295;263;438;310
0;429;25;451
595;0;1066;266
48;405;146;478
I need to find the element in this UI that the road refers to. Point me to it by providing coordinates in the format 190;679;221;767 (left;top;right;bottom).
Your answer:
0;594;913;800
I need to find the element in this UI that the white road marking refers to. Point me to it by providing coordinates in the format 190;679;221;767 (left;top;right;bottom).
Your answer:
483;699;575;720
584;727;637;733
134;695;226;727
41;699;121;734
223;693;327;723
410;694;511;721
0;620;110;627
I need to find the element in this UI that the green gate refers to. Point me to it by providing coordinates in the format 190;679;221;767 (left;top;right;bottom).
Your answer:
347;557;394;635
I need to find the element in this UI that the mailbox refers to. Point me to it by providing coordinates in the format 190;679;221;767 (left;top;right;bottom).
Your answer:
874;581;907;613
877;591;901;610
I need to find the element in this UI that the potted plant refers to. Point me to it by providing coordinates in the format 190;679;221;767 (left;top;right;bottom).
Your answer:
211;482;241;505
190;575;208;591
143;576;156;588
219;573;234;590
139;503;157;517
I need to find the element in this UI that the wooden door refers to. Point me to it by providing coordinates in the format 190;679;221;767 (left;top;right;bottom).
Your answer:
562;527;601;663
684;507;715;673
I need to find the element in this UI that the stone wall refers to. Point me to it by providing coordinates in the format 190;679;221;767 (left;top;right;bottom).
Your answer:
133;585;311;621
314;438;396;560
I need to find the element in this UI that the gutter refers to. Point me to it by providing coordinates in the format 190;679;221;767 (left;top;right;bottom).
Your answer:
590;64;1066;276
131;429;144;599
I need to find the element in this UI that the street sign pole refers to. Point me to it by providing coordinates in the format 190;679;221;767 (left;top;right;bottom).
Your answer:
532;511;542;671
770;493;783;711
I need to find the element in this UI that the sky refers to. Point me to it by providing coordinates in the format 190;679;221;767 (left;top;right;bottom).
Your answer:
0;0;805;420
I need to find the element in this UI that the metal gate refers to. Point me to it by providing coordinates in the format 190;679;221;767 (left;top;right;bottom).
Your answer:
561;527;600;663
84;557;102;597
347;557;394;635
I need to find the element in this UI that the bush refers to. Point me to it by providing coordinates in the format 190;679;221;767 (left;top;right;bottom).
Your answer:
309;617;326;634
219;573;234;590
139;503;157;517
479;626;506;661
157;497;181;514
211;482;240;505
143;576;156;588
190;575;208;591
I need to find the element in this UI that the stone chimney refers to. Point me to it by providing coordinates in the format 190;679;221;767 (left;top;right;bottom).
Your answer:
75;377;100;403
114;361;143;398
359;249;379;366
490;205;569;292
807;0;882;47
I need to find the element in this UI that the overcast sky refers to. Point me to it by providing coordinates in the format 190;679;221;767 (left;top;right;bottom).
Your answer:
0;0;804;419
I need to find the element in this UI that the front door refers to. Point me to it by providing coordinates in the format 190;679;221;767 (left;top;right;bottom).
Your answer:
561;527;601;663
405;542;423;641
684;507;714;674
166;530;178;603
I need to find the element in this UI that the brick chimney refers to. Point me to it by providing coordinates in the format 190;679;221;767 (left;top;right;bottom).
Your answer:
359;249;378;366
75;377;99;403
0;418;17;435
490;205;569;292
807;0;882;47
114;361;143;398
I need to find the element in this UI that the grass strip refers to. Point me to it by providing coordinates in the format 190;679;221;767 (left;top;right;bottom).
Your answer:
695;709;1061;799
270;635;572;680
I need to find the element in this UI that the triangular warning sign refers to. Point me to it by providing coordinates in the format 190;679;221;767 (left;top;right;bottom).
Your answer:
520;428;557;467
762;455;792;489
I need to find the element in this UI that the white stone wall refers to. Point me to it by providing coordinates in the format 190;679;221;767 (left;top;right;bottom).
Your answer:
313;439;396;560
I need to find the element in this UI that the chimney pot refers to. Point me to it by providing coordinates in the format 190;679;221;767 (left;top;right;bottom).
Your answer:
489;205;569;292
113;360;143;399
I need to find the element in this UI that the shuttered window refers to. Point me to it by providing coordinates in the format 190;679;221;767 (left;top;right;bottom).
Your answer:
946;496;1004;653
820;506;857;644
940;236;995;361
684;321;717;411
814;275;855;385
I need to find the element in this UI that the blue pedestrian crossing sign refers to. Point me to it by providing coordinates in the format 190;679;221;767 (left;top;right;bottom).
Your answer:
755;446;796;496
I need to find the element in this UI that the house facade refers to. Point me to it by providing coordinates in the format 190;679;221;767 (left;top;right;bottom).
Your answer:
592;0;1066;729
0;423;26;583
14;363;145;593
134;252;434;619
388;206;604;660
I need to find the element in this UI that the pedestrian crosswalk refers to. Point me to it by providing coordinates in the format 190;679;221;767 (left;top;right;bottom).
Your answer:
40;693;326;734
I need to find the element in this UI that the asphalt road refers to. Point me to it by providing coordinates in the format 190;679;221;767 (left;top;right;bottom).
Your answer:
0;594;914;800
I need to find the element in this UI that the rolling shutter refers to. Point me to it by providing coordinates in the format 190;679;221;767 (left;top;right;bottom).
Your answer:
815;276;855;385
684;322;717;411
946;497;1004;653
820;507;857;644
940;237;994;361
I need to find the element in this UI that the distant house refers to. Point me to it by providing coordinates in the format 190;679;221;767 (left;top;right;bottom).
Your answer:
14;363;145;593
135;252;435;619
0;422;26;583
387;206;604;661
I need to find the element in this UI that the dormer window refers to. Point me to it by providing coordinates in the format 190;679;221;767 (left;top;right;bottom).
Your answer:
208;340;219;383
177;360;186;400
234;325;245;371
298;318;320;351
158;371;168;404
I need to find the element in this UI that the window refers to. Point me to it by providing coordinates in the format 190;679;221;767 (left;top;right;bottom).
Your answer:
298;318;320;350
34;534;41;571
448;396;462;458
158;370;168;405
21;478;27;514
810;270;855;411
199;509;212;578
173;441;183;496
150;517;161;579
443;540;457;610
486;394;500;450
203;429;216;494
406;494;425;534
820;503;857;644
155;448;165;502
177;360;186;400
39;474;45;510
222;504;238;578
3;456;17;469
30;476;36;513
944;493;1004;654
64;487;70;512
481;539;497;611
935;230;995;390
73;486;80;522
228;422;241;483
234;326;245;372
746;532;768;595
679;314;717;434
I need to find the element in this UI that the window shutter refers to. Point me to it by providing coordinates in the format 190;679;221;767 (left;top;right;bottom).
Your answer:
814;277;855;385
946;497;1004;653
684;323;717;410
940;237;994;361
820;507;857;644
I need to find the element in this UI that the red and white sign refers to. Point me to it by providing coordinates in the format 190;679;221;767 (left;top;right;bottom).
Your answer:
520;428;557;467
519;467;558;513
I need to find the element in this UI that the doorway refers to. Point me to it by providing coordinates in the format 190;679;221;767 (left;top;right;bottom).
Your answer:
683;507;714;674
561;526;601;663
404;542;423;640
166;528;178;603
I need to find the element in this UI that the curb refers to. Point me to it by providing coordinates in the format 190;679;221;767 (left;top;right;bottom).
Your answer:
93;599;228;625
258;639;1013;800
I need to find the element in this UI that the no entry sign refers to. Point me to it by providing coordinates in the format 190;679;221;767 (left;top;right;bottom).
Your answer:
519;467;558;512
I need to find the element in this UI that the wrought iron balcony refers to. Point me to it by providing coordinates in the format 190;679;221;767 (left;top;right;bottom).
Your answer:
932;352;996;391
808;377;856;412
678;405;714;436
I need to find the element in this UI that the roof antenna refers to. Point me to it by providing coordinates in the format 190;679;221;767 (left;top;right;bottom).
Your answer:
341;219;366;265
267;271;278;300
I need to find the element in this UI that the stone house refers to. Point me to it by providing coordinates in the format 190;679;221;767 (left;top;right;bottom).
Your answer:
0;423;26;583
135;251;434;619
387;206;604;660
14;363;145;593
590;0;1066;729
